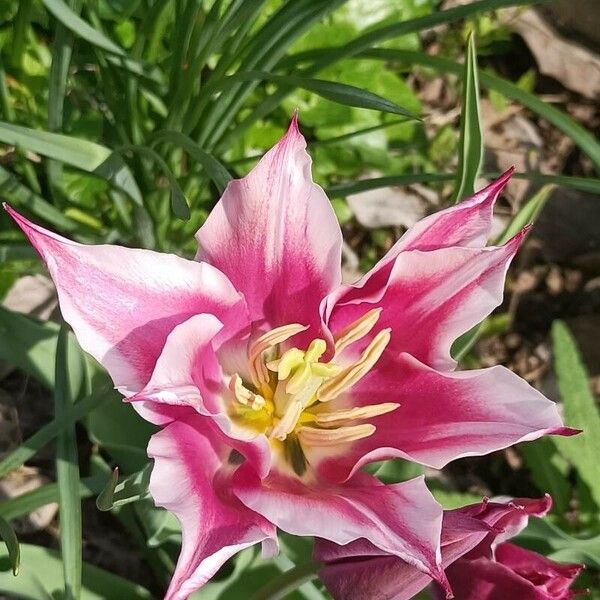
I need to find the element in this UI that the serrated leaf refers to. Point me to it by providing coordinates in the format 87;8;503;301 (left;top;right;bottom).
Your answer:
552;320;600;507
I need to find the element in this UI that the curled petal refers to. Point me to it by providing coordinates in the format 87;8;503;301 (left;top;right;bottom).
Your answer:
196;116;342;342
315;353;576;482
127;314;225;425
233;468;449;594
5;205;246;393
148;415;276;600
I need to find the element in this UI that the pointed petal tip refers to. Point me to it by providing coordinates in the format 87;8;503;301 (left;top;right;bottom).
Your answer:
551;426;582;437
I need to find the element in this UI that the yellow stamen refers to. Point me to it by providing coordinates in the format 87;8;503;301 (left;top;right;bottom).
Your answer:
317;328;391;402
229;374;265;411
248;323;307;385
334;308;382;355
313;402;400;426
296;424;376;446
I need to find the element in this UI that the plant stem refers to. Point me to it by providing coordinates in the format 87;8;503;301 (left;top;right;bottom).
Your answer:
251;559;321;600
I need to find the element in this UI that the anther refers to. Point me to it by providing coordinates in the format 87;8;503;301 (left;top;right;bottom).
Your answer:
229;374;265;411
296;423;376;446
313;402;400;426
333;308;382;355
317;328;391;402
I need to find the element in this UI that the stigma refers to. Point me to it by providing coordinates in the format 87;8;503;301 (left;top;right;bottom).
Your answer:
227;309;399;475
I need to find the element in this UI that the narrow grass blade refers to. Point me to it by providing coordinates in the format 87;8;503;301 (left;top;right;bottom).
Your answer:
54;325;83;600
0;515;19;576
46;0;82;204
325;172;600;198
0;122;143;205
150;130;232;194
221;0;541;149
118;144;189;220
453;32;483;202
552;320;600;508
0;166;77;231
0;385;113;480
0;476;106;522
358;49;600;173
41;0;126;55
496;184;554;245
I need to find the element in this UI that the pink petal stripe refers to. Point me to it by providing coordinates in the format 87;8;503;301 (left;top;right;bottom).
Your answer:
322;169;513;328
5;205;247;393
148;416;276;600
327;231;527;371
314;353;576;482
196;116;342;343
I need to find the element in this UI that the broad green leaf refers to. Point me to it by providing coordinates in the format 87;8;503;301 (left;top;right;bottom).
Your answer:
87;395;156;473
518;518;600;569
0;543;152;599
430;488;483;510
96;464;151;511
135;502;181;548
453;32;483;202
0;515;19;576
54;326;84;600
41;0;126;56
496;184;553;245
149;131;232;194
552;320;600;507
0;122;143;205
519;438;571;516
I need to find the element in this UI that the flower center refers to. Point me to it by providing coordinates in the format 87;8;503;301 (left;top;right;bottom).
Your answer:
227;309;399;475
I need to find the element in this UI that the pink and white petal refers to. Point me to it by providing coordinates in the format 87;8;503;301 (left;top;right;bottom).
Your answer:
5;205;247;392
148;415;276;600
195;116;342;340
128;314;226;424
315;353;576;482
327;233;526;371
322;169;513;325
233;468;449;592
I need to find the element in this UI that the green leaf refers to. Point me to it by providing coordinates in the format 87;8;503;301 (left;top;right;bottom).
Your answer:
519;438;571;516
212;72;420;119
0;122;143;205
0;385;114;480
495;184;553;245
453;32;483;202
117;144;189;219
358;48;600;173
0;476;105;522
149;131;232;194
0;166;78;232
517;518;600;569
96;464;151;511
0;543;152;599
0;515;19;576
552;320;600;507
41;0;126;56
54;326;84;600
429;488;483;510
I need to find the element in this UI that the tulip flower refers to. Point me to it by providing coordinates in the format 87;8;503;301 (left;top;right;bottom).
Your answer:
316;495;582;600
5;115;576;599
